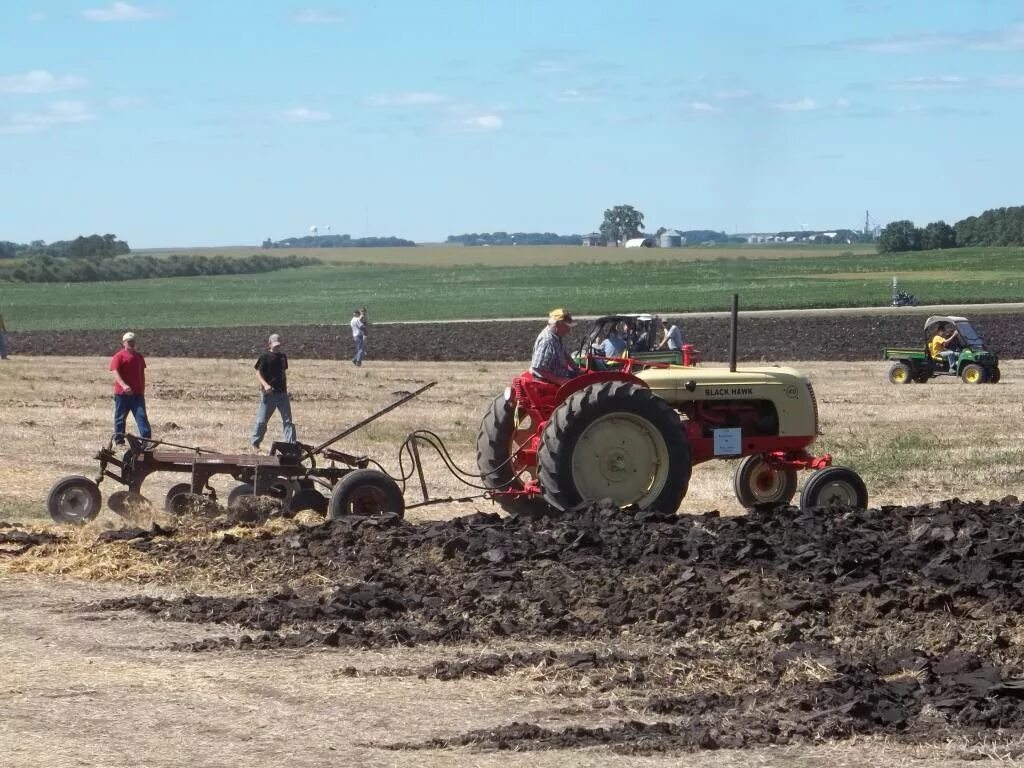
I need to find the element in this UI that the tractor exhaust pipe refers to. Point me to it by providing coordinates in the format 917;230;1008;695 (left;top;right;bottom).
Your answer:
729;294;738;372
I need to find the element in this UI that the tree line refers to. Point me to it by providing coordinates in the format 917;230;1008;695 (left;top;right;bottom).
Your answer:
262;234;415;248
0;234;131;260
446;232;582;246
879;206;1024;252
0;253;320;284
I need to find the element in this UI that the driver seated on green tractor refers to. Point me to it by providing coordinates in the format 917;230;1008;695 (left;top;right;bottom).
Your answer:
929;325;958;371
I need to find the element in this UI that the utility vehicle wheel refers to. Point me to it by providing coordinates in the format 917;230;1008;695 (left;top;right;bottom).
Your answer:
538;381;690;512
287;488;328;515
227;483;255;508
912;373;930;384
329;469;405;519
887;363;912;385
960;363;987;384
47;476;102;525
476;393;547;515
733;454;798;509
164;483;193;513
988;367;1001;384
799;467;868;511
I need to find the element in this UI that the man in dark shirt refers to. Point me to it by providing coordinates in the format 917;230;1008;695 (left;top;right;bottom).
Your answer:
250;333;297;450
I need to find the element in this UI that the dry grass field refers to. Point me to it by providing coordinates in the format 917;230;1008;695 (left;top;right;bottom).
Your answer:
2;356;1021;521
3;356;1024;767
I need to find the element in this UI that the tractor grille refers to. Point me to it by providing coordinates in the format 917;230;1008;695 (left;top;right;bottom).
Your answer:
807;381;820;435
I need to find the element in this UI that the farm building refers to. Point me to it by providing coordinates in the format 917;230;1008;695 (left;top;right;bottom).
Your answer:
581;233;606;246
624;237;655;248
659;229;683;248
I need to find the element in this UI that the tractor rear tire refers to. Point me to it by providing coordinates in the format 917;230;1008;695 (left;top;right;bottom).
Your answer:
733;454;798;509
538;381;690;513
799;467;868;511
887;362;912;385
47;475;102;525
329;469;405;519
960;363;987;384
476;393;547;516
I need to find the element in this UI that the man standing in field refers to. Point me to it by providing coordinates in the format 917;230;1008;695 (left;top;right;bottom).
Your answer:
251;333;297;450
350;308;367;366
530;308;579;386
110;332;152;447
0;312;8;360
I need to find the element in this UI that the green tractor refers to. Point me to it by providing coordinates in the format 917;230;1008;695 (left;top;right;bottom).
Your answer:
883;315;1000;385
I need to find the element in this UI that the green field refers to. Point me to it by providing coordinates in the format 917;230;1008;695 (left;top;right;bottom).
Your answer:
3;246;1023;331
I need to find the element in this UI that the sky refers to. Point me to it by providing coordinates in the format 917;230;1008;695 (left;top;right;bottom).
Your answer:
2;0;1024;247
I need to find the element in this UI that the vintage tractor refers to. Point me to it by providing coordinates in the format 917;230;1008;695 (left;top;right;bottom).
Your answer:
883;315;1000;385
478;300;867;515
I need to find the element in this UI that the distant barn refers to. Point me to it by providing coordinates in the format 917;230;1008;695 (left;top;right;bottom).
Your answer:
581;233;606;247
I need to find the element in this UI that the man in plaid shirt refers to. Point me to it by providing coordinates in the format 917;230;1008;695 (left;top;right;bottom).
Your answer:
530;308;580;386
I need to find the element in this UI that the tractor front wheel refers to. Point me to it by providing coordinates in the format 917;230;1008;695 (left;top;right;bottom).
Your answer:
733;454;798;509
799;467;868;511
329;469;405;519
47;475;102;524
960;363;987;384
887;362;912;385
476;393;547;516
538;381;690;513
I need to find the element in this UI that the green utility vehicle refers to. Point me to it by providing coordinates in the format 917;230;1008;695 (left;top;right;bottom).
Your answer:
883;315;1000;385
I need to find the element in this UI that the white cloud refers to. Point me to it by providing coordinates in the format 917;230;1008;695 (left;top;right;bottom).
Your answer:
988;74;1024;89
773;97;817;111
828;23;1024;53
712;89;752;100
28;12;46;22
460;114;502;131
886;75;967;91
552;88;603;103
689;101;719;112
280;107;331;123
82;3;165;22
294;8;345;24
1;100;97;134
0;70;88;94
836;97;851;108
370;92;448;106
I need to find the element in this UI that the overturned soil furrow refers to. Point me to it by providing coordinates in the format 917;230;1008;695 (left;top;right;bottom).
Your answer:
7;312;1021;361
82;497;1024;750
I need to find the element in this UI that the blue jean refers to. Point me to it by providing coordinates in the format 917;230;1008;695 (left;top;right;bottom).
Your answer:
353;335;366;364
113;394;152;443
251;390;296;447
0;332;8;359
940;350;957;371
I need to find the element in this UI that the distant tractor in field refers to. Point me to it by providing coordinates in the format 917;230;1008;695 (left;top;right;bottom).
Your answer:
478;303;866;516
883;315;1000;385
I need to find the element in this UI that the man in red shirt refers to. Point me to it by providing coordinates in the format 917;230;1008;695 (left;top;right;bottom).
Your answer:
109;331;152;447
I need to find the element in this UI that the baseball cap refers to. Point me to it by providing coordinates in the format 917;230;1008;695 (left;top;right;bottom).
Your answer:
122;332;136;342
268;333;282;347
549;308;575;326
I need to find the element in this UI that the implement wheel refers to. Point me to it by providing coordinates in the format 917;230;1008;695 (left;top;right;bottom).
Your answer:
476;393;547;515
329;469;405;519
538;381;690;513
733;454;798;509
800;467;868;511
47;476;102;525
227;483;255;508
887;363;912;385
960;363;987;384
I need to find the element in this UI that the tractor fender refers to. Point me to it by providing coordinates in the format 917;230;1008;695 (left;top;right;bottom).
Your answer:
555;370;649;403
